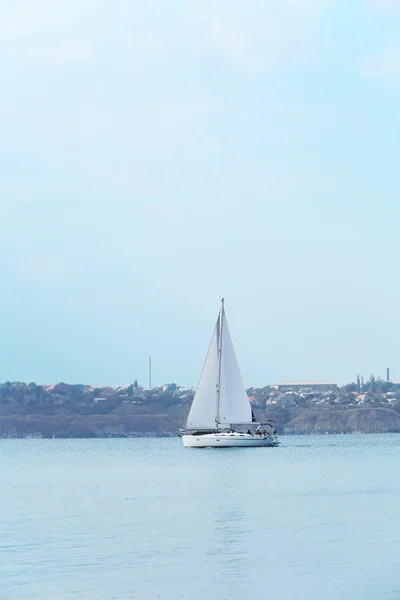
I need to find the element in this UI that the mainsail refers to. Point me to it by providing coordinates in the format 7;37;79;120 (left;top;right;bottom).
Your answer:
186;301;252;430
186;316;220;430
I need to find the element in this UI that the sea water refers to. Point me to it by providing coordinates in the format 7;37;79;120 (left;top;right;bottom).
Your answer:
1;435;400;600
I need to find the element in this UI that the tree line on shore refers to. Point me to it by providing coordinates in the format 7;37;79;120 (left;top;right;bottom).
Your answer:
1;376;400;413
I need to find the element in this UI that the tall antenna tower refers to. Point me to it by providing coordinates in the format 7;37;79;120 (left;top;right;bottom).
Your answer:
387;367;390;382
149;356;152;389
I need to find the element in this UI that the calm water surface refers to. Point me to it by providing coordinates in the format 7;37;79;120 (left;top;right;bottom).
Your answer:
1;435;400;600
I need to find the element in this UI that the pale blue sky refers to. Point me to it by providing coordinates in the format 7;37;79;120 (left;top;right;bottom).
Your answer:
1;0;400;387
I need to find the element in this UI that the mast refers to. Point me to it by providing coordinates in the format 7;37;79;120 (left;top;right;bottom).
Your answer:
215;297;224;428
149;356;152;389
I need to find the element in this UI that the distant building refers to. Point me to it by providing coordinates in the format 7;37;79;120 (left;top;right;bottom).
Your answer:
116;384;131;393
162;383;177;392
271;382;338;393
45;383;71;394
99;387;116;397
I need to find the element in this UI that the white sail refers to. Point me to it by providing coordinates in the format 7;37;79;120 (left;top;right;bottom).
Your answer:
217;310;253;426
186;316;220;430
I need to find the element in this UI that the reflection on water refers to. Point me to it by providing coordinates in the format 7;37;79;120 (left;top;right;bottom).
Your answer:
1;435;400;600
209;463;248;591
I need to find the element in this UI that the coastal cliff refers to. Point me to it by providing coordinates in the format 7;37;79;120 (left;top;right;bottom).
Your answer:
279;407;400;434
2;403;400;437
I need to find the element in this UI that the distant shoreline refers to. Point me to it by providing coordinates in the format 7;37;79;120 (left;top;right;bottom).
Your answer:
2;380;400;437
2;428;400;440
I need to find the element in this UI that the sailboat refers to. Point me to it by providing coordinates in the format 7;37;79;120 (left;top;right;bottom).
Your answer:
181;299;279;448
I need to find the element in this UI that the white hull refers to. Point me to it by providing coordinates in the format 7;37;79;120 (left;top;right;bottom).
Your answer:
182;432;277;448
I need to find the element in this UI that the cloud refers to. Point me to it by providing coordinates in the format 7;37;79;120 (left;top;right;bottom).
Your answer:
0;0;338;72
2;0;400;206
0;0;103;65
365;0;400;9
1;0;400;73
359;36;400;84
0;0;194;68
0;1;213;198
184;0;334;73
